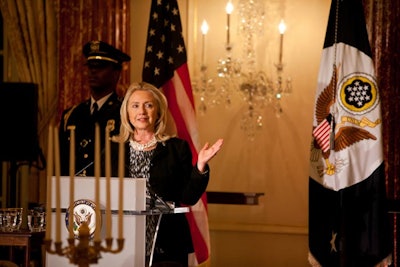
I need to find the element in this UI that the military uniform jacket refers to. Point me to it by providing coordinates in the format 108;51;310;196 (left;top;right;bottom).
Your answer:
59;92;121;176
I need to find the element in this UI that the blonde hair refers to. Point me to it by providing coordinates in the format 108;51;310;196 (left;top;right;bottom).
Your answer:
115;82;172;143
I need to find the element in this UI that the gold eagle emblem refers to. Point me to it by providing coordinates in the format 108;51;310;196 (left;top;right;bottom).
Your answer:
313;67;377;175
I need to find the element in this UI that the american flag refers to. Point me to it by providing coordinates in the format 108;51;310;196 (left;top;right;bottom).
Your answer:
142;0;210;266
312;114;332;153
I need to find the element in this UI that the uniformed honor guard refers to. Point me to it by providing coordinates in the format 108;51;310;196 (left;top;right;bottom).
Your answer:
59;40;131;176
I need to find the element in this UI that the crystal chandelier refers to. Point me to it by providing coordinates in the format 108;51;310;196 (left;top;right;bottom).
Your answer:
193;0;292;140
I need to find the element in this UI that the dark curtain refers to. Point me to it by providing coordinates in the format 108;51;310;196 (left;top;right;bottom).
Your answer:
57;0;130;120
364;1;400;266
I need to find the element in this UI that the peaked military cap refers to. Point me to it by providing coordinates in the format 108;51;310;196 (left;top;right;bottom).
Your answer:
83;40;131;66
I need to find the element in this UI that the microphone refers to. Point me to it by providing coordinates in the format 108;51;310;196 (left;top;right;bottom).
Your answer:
75;161;94;176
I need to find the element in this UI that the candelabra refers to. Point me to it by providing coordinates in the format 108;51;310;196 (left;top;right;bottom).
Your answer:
44;123;125;267
193;0;292;140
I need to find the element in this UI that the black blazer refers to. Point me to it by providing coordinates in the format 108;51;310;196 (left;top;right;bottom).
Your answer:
111;137;210;262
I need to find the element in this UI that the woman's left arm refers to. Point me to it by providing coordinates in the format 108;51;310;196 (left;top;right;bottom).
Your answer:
181;139;223;205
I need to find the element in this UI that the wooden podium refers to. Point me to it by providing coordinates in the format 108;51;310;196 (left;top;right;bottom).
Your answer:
46;176;146;267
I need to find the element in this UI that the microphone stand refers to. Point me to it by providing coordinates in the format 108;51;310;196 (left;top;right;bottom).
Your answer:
145;181;173;212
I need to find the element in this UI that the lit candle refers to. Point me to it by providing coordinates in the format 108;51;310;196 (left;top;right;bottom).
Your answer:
226;1;234;46
68;126;76;239
201;19;209;67
94;124;101;241
278;19;286;64
53;126;61;243
45;124;53;240
105;125;111;239
118;139;124;239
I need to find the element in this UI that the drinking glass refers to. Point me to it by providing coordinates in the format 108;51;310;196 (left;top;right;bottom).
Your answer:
0;209;6;231
5;208;23;231
27;209;46;232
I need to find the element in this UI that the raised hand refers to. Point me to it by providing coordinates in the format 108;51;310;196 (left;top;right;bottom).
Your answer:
197;138;223;173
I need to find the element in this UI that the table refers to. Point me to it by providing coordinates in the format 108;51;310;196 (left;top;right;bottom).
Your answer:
0;230;44;267
206;191;264;205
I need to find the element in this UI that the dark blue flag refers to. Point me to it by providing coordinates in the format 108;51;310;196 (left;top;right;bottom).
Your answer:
308;0;392;266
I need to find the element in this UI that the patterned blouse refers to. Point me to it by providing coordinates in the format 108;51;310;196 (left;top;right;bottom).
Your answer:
128;142;155;179
128;141;155;197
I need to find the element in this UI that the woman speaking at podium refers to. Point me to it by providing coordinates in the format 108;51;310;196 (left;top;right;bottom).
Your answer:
112;82;223;266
